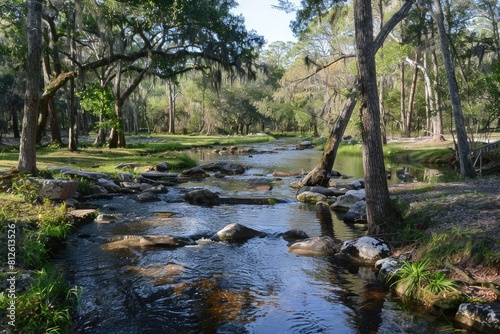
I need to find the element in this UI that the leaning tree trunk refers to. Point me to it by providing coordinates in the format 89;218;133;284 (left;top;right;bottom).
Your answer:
17;0;42;174
355;0;400;235
300;0;415;187
431;0;476;177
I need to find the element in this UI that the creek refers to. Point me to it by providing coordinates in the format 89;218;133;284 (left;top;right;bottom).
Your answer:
62;138;453;333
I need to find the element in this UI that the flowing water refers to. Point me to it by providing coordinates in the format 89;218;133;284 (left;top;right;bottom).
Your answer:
63;138;453;333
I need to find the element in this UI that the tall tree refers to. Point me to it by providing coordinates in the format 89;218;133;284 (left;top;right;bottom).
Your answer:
17;0;42;174
429;0;476;177
355;0;400;234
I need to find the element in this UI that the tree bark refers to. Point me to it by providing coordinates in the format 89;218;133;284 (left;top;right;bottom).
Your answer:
17;0;42;174
406;53;419;137
430;0;476;177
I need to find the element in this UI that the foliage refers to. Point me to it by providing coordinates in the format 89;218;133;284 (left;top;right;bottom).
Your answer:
77;83;119;131
10;173;41;204
0;267;80;334
389;260;457;302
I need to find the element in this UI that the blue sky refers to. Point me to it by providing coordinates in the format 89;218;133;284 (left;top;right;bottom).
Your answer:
233;0;300;45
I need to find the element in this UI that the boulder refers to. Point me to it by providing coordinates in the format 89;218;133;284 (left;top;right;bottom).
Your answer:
180;166;210;179
213;223;266;242
281;229;309;242
288;236;340;256
455;302;500;334
183;189;220;206
330;189;366;212
296;191;327;204
88;185;108;195
339;236;391;265
144;185;168;194
375;253;412;283
68;209;99;226
35;179;79;200
154;162;169;172
95;213;120;223
297;186;338;197
342;200;367;223
136;192;161;202
199;161;247;175
140;172;178;182
97;178;122;193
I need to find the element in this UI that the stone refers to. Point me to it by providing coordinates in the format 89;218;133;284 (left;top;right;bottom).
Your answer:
199;161;247;175
35;178;79;200
144;185;168;194
297;186;338;197
95;213;119;223
375;253;411;283
246;178;273;191
118;172;133;182
180;166;210;179
330;189;366;212
281;229;310;242
183;188;220;206
155;162;169;172
213;223;266;242
88;185;108;195
136;192;160;202
340;236;391;265
455;302;500;334
103;235;195;249
288;236;340;257
342;200;367;223
296;191;327;204
335;178;365;190
68;209;99;226
63;170;109;180
97;178;122;193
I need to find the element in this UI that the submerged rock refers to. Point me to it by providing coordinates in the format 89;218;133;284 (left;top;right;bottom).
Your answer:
288;236;340;257
103;235;195;249
212;223;266;242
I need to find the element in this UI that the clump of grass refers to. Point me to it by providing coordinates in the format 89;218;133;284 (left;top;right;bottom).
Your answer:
0;267;80;333
389;260;457;302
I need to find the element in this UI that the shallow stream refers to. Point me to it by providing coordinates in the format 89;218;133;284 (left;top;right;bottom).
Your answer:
62;138;453;333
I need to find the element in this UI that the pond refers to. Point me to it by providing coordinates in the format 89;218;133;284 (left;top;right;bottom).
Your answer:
62;138;453;333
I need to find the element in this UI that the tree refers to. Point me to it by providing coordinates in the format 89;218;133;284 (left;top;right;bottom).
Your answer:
355;0;401;234
17;0;42;174
429;0;476;178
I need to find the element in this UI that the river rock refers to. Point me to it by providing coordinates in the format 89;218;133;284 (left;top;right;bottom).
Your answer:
246;178;273;191
95;213;120;223
281;229;310;242
144;185;168;194
104;235;195;249
97;178;122;193
199;161;247;175
339;236;391;265
34;178;79;200
335;178;365;190
213;223;266;242
375;253;412;283
183;188;220;206
180;166;210;179
118;172;133;182
63;170;110;180
342;200;367;223
296;191;327;204
330;189;366;212
455;302;500;334
288;236;340;256
297;186;339;197
68;209;99;226
154;162;169;172
136;192;160;202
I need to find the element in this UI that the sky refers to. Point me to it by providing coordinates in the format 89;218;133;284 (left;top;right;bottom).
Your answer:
233;0;300;45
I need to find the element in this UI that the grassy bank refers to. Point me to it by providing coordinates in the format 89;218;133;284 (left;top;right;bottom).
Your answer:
0;195;82;333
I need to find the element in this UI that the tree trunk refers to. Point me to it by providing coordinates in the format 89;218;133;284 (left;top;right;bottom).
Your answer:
431;0;476;177
406;53;419;137
17;0;42;174
355;0;399;235
167;81;175;134
400;62;406;134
